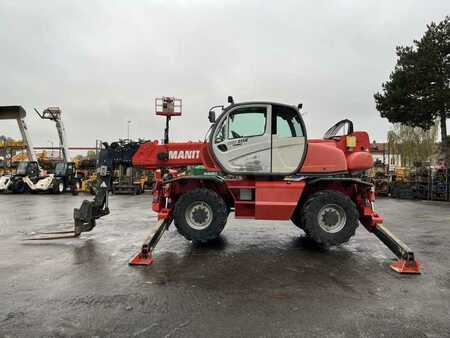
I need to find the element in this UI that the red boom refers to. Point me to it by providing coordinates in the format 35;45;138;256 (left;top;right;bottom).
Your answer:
132;131;374;175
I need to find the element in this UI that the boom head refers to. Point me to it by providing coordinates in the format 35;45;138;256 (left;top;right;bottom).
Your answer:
0;106;38;164
37;107;62;121
0;106;26;120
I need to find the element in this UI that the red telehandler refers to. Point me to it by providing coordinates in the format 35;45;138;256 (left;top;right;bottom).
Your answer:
31;97;420;274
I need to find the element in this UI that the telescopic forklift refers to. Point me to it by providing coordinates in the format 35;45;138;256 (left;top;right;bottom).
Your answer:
22;107;80;194
85;139;152;195
0;106;41;193
30;97;420;274
104;139;147;195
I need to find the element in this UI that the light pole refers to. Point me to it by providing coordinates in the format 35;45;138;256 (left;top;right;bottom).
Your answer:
127;120;132;141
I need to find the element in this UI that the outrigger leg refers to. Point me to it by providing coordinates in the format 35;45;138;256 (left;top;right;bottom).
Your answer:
370;223;420;274
128;208;172;266
358;189;421;274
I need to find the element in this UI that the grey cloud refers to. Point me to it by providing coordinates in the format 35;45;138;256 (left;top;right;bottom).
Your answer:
0;0;448;153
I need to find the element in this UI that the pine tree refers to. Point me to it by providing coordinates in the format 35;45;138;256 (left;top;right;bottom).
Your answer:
375;16;450;163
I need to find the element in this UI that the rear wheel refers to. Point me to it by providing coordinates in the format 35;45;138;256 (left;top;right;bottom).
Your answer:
291;207;304;229
300;190;359;246
53;180;65;194
174;188;228;242
71;181;80;195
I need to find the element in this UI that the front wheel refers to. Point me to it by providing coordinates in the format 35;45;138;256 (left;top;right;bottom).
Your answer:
11;180;27;194
300;190;359;246
173;188;229;242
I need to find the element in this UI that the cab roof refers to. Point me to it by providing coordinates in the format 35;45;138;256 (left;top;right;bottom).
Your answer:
226;101;299;111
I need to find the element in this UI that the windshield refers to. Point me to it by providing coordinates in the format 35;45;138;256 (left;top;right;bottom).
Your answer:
16;161;29;175
323;119;354;139
54;162;67;176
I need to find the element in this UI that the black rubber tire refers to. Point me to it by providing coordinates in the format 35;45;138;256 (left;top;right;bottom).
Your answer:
53;180;64;194
11;180;27;194
300;190;359;246
173;188;228;242
71;182;80;196
291;207;304;229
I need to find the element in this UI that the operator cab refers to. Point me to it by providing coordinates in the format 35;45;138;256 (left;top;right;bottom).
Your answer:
15;161;39;178
54;162;75;177
209;102;307;175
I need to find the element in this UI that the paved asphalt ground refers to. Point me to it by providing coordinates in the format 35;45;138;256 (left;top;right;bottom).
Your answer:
0;193;449;337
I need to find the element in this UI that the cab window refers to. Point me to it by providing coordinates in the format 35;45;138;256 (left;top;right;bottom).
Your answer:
215;123;226;143
16;162;28;175
272;105;303;138
28;162;39;177
228;107;267;139
55;163;67;176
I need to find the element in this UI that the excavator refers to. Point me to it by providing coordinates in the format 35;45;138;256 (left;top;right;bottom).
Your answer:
29;97;420;274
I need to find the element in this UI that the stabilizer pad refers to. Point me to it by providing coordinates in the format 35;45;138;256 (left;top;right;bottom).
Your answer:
128;252;154;266
390;259;421;274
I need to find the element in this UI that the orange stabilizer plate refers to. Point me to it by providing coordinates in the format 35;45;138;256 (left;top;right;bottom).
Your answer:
128;252;154;266
390;259;421;274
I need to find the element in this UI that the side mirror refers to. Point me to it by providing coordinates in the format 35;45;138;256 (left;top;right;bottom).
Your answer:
208;110;216;123
227;96;234;104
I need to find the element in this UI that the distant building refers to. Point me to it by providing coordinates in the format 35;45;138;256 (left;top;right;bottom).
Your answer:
0;136;27;168
370;141;402;169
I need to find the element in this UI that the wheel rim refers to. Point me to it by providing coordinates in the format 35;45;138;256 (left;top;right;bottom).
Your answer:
185;201;213;230
59;183;64;192
317;204;347;233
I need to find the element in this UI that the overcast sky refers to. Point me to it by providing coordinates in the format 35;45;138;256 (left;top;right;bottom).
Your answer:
0;0;448;154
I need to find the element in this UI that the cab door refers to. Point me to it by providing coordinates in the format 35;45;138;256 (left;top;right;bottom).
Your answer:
66;163;74;176
271;104;307;175
27;161;40;179
212;104;272;174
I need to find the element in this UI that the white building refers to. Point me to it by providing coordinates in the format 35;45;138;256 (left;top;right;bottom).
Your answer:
370;141;402;169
